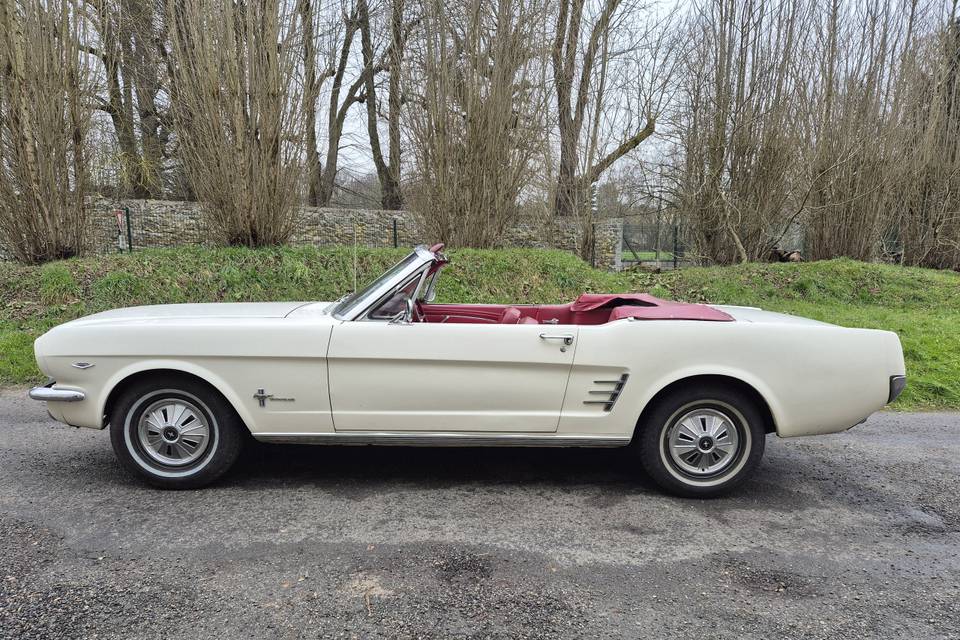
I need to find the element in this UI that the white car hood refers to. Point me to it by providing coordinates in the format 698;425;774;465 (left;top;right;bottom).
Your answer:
66;302;314;326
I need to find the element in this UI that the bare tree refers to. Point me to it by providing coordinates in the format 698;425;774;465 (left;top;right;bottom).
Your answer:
672;0;811;263
550;0;678;256
86;0;169;198
801;0;908;261
666;0;960;268
298;0;324;205
887;7;960;269
405;0;551;246
0;0;97;263
5;0;960;269
357;0;414;210
299;0;371;207
164;0;307;246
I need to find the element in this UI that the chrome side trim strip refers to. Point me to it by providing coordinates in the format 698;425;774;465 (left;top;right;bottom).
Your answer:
29;386;85;402
252;432;631;448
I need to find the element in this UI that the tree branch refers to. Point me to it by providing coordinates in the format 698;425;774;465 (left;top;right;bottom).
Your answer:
587;117;655;183
573;0;621;133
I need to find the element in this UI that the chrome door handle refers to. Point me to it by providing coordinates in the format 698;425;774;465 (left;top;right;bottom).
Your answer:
539;333;574;346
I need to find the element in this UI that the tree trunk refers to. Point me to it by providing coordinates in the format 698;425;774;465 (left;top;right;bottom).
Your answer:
357;0;404;210
384;0;405;209
127;0;164;198
313;6;362;207
550;0;658;260
298;0;322;206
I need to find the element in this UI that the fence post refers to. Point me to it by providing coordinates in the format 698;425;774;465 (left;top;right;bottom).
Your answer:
124;207;133;252
673;224;679;270
591;222;597;268
115;212;122;254
655;212;661;265
392;218;398;248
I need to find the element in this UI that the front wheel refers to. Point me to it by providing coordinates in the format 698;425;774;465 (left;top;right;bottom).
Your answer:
635;384;766;497
109;375;245;489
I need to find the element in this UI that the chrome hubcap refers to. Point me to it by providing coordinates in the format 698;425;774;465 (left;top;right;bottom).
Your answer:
667;408;740;476
137;399;211;466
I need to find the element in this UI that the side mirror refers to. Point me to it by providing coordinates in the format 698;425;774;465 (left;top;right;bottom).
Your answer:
390;296;415;324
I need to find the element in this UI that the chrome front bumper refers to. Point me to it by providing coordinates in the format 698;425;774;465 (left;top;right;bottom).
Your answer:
28;381;85;402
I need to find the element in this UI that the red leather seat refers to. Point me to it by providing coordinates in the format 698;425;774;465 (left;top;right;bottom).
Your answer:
500;307;539;324
500;307;522;323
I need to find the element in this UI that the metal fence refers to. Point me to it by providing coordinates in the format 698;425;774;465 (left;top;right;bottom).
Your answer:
2;203;673;273
97;203;409;257
93;202;625;269
621;222;690;269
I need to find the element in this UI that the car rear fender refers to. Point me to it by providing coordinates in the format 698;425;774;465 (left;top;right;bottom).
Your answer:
632;365;786;435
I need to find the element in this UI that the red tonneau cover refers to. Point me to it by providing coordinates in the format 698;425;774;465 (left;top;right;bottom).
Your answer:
419;293;734;324
573;293;734;322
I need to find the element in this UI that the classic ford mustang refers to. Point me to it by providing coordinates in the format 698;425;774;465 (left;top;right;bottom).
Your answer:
30;244;906;496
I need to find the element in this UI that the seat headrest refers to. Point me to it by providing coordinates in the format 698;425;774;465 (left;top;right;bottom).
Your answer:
500;307;522;324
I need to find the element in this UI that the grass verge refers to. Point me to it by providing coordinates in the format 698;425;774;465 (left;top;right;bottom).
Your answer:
1;246;957;410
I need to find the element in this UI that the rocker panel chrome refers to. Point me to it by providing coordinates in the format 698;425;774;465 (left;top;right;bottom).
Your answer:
252;432;631;447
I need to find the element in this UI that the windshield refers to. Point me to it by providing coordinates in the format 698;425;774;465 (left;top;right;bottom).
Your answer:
332;252;421;318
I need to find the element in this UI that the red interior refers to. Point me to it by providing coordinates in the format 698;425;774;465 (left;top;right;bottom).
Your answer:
418;294;733;325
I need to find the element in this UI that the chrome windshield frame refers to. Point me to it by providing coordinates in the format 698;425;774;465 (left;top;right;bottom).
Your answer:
332;245;438;321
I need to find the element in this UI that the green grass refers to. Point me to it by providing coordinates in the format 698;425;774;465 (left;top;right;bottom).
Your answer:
624;249;676;262
1;247;957;410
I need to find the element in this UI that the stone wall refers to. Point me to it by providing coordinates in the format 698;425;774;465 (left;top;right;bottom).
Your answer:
88;200;207;253
86;199;624;270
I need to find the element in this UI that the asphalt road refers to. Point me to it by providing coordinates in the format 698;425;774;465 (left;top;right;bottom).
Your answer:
1;390;958;640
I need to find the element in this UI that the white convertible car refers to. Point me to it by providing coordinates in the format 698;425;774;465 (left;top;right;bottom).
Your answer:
30;244;906;496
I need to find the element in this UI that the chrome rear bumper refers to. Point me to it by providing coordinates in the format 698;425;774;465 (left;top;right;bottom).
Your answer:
28;381;85;402
888;375;907;404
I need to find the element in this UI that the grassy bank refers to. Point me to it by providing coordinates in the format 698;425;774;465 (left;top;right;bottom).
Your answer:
1;246;957;410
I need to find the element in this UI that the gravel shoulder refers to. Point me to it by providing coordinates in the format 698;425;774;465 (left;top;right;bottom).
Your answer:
1;390;958;639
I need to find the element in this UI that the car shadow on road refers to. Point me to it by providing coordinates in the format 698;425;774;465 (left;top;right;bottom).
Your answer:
235;440;655;491
222;438;832;512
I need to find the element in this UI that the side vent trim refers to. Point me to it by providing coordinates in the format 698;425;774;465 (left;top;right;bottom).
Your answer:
583;374;630;412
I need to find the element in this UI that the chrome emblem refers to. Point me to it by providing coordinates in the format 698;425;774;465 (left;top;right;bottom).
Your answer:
253;389;294;407
71;362;95;370
253;389;272;407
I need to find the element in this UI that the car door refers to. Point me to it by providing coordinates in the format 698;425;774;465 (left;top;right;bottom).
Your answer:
327;322;578;432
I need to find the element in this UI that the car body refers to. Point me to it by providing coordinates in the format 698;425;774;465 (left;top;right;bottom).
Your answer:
30;244;906;496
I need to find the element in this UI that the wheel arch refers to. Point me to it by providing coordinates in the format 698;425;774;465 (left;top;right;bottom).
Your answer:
100;362;254;433
633;373;778;440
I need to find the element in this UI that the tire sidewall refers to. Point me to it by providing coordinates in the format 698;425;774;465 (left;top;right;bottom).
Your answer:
110;377;244;489
656;399;751;489
638;385;766;498
122;388;221;479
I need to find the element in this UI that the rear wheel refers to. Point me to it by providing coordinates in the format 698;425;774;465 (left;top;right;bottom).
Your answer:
109;375;245;489
635;384;766;497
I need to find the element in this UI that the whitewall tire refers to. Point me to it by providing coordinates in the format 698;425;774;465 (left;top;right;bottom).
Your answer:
109;375;245;489
636;384;766;497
